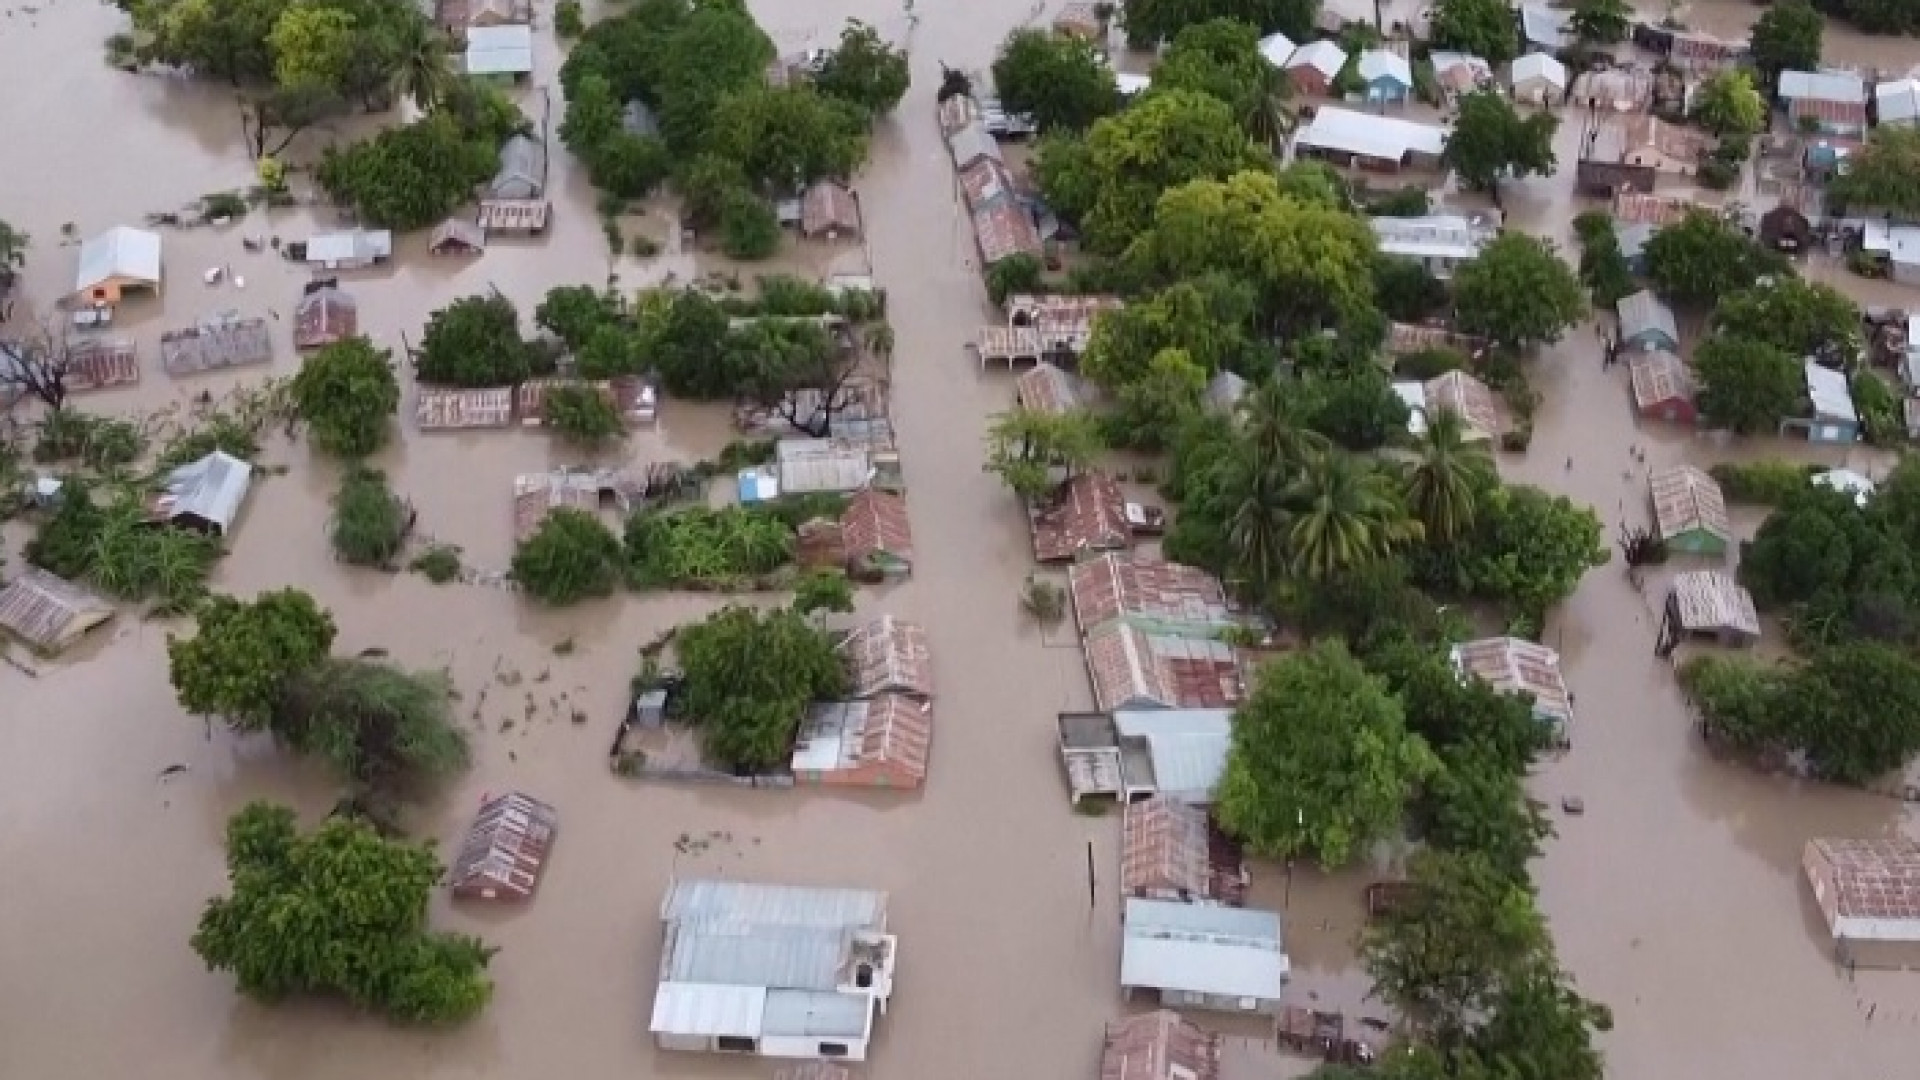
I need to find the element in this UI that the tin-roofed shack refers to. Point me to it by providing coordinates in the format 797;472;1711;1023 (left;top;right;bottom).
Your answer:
1450;636;1573;737
1006;293;1124;358
1121;797;1248;904
1087;625;1245;713
1422;370;1503;442
449;791;557;902
294;283;358;350
512;471;601;541
1101;1011;1221;1080
416;386;514;430
1629;349;1695;423
839;614;933;699
1121;898;1288;1013
1662;569;1759;649
1015;361;1085;415
0;568;114;655
1031;471;1131;563
59;337;140;392
1649;465;1731;556
429;217;486;256
1804;838;1920;967
152;450;253;536
1056;707;1234;805
800;182;862;239
790;694;933;789
160;315;272;376
840;488;912;578
1069;552;1237;639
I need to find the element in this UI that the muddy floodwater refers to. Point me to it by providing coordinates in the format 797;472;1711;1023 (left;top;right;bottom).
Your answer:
3;0;1920;1078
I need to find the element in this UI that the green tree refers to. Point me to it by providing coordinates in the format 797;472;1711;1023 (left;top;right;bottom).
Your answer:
1414;741;1553;882
138;0;288;85
991;28;1118;134
792;569;856;616
1286;453;1422;579
984;407;1103;500
330;467;410;568
1364;848;1550;1038
1429;0;1520;66
1112;347;1209;449
577;324;642;379
1469;963;1612;1080
1694;69;1766;135
1373;256;1448;322
1292;369;1413;451
1154;18;1278;130
415;294;530;388
812;19;910;117
1642;210;1787;306
1423;484;1607;615
1079;277;1258;391
706;85;868;191
1831;126;1920;217
192;802;493;1024
278;658;470;793
1568;0;1630;42
1692;335;1802;434
559;71;623;155
985;252;1046;304
1780;642;1920;784
555;0;584;36
1749;0;1823;88
167;589;337;725
535;284;622;350
1406;409;1496;543
544;385;627;447
267;2;355;90
382;12;454;110
1120;0;1317;45
648;290;735;397
719;189;782;259
676;604;847;770
1216;640;1437;865
315;113;501;230
1443;91;1558;196
1712;277;1862;362
1450;232;1585;349
511;508;624;605
290;337;399;457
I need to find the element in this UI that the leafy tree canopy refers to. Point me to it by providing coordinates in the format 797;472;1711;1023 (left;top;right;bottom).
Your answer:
1710;277;1860;363
1692;335;1803;435
1694;69;1767;135
1642;211;1788;306
1080;276;1259;392
1216;640;1437;866
415;293;531;388
316;110;507;230
290;337;399;457
1121;0;1319;46
706;85;868;191
511;508;625;604
1429;0;1520;66
1415;483;1607;617
1450;232;1585;349
991;28;1120;134
544;384;628;447
1568;0;1630;43
984;407;1103;500
1830;127;1920;218
812;19;911;117
1414;740;1553;882
1443;90;1558;193
1749;0;1823;85
329;467;411;568
676;605;847;770
168;589;337;726
536;284;624;350
1682;642;1920;784
1153;17;1276;117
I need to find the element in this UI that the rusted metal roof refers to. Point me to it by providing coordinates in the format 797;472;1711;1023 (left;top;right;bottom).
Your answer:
1031;471;1130;563
976;324;1045;364
1649;465;1730;542
1790;96;1868;129
64;338;139;392
1423;370;1503;441
1101;1010;1221;1080
417;387;514;430
430;217;486;255
1629;349;1692;409
959;156;1019;211
1806;839;1920;936
1052;1;1102;37
1069;552;1234;638
0;568;113;655
839;615;934;699
450;791;557;902
840;488;913;569
1450;636;1572;727
1386;321;1484;355
516;377;618;426
1668;570;1759;637
512;471;600;541
478;198;549;233
1613;191;1700;227
159;315;272;376
800;181;861;238
1014;361;1083;415
1006;294;1124;355
971;201;1042;266
294;285;358;350
1120;797;1246;904
791;694;933;788
1086;624;1244;713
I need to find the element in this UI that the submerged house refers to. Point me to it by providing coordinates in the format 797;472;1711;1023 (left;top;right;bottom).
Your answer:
305;229;393;271
152;450;253;536
159;315;272;376
1422;370;1503;442
1649;465;1731;556
1292;107;1447;172
1450;635;1573;737
1057;707;1233;805
1101;1012;1223;1080
416;386;515;430
0;568;114;655
1284;40;1346;96
294;283;358;349
430;217;487;256
1804;838;1920;968
790;694;932;790
1120;898;1287;1013
1015;361;1086;416
1617;290;1680;352
777;438;873;495
649;880;898;1060
465;23;533;80
838;615;934;700
1784;361;1861;444
1779;70;1869;137
1628;349;1696;423
1068;552;1238;639
449;791;557;903
1030;471;1131;564
800;182;862;239
74;226;161;307
1370;214;1494;279
1121;796;1248;905
1085;625;1245;713
839;488;913;578
1358;48;1413;104
1664;569;1760;648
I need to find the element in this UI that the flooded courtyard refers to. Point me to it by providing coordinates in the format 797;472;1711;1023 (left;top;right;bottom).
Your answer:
3;1;1920;1078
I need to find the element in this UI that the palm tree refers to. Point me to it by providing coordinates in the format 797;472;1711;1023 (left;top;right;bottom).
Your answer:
1239;380;1328;479
1404;409;1495;543
1229;462;1292;588
1240;64;1296;151
390;21;454;112
1285;454;1422;580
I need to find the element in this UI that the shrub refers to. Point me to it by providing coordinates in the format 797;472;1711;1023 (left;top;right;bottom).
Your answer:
410;544;463;584
718;190;780;260
330;468;411;569
624;505;795;589
554;0;584;36
1709;460;1817;506
543;385;627;447
512;508;624;605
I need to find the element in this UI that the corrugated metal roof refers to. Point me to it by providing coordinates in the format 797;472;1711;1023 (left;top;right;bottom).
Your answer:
665;921;849;990
1806;360;1857;423
1121;899;1286;999
761;989;871;1038
1779;69;1868;104
661;880;888;929
1617;289;1678;344
1114;709;1232;803
649;982;766;1037
157;450;253;534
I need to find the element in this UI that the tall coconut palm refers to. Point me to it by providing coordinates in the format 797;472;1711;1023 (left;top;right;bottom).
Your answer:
1286;454;1423;580
1229;461;1292;588
1240;63;1296;151
390;20;454;113
1240;380;1328;479
1405;409;1495;543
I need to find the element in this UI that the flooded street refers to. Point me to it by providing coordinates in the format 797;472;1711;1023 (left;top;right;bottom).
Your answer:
3;0;1920;1078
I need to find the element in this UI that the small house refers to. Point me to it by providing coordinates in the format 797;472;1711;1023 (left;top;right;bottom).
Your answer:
1085;624;1244;713
790;695;932;789
465;24;533;80
478;198;549;235
1760;204;1812;253
1617;290;1679;353
840;488;913;578
1450;635;1573;735
449;791;557;902
1518;5;1571;53
305;229;392;271
1101;1012;1223;1080
839;615;933;700
1007;293;1124;356
970;200;1043;267
1855;221;1920;286
153;450;253;536
1358;49;1412;105
1257;33;1295;69
1120;898;1287;1013
1030;471;1131;564
489;135;546;201
159;315;272;376
1069;552;1238;639
649;880;897;1060
1370;214;1494;279
0;568;114;655
1570;68;1656;112
1649;465;1731;556
1875;78;1920;129
51;337;139;392
511;470;600;541
1779;70;1869;137
1056;707;1233;804
1616;221;1657;275
800;181;861;239
1121;797;1247;904
416;386;514;430
1429;51;1491;96
777;438;872;494
1784;360;1862;444
293;283;357;349
1284;41;1347;97
1014;361;1085;415
1628;349;1696;423
1292;107;1447;172
429;217;486;256
73;226;161;307
1422;370;1503;442
1665;570;1760;647
1804;839;1920;968
466;0;530;27
1511;52;1568;105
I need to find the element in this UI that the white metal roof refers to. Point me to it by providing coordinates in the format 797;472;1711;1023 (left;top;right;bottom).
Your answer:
307;230;392;265
778;438;873;494
650;983;766;1037
1358;49;1411;86
1285;39;1346;80
762;989;872;1038
1778;69;1868;104
661;880;888;928
1519;5;1571;49
1805;360;1857;423
1371;214;1490;261
1257;32;1295;67
75;226;161;292
1877;79;1920;123
1813;468;1875;505
1512;52;1568;89
1294;107;1447;161
1113;708;1232;804
159;450;253;534
1121;899;1287;1000
466;24;533;75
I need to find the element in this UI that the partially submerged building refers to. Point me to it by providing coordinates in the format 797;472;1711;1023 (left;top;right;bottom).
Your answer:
649;880;897;1060
1617;289;1680;352
0;568;114;655
293;283;358;349
449;791;558;902
1649;465;1731;557
1101;1011;1222;1080
1031;471;1131;564
1015;361;1086;416
1120;898;1287;1013
1292;107;1447;171
305;229;392;271
1450;635;1573;736
1370;214;1494;279
1778;70;1869;137
1422;370;1503;442
1121;796;1247;905
74;226;161;307
1663;570;1760;649
800;182;862;240
790;694;933;790
1785;361;1861;444
417;386;515;430
429;218;487;256
1086;625;1244;713
1057;707;1233;805
465;23;533;80
1628;349;1696;423
1804;839;1920;968
1068;552;1237;639
839;488;913;578
159;315;272;376
838;615;933;700
512;470;601;541
777;438;873;495
152;450;252;536
58;337;139;392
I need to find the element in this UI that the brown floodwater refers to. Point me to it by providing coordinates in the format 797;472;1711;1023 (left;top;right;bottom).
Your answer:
3;1;1920;1078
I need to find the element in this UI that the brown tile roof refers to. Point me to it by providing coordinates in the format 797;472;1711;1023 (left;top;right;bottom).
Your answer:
512;471;600;541
795;694;933;788
294;286;358;350
800;181;862;237
1668;570;1759;637
1423;370;1503;440
1121;797;1246;903
1629;349;1693;409
1086;624;1245;712
1031;471;1131;563
64;338;139;392
1007;294;1124;354
840;488;913;568
450;791;557;902
0;568;113;654
1806;838;1920;928
1452;636;1572;726
1650;465;1730;542
1069;552;1234;637
971;201;1042;266
417;387;514;430
1102;1010;1221;1080
1014;361;1084;415
839;614;934;699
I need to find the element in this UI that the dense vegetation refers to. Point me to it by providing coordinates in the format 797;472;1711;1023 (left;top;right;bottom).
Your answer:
673;602;848;771
290;337;400;456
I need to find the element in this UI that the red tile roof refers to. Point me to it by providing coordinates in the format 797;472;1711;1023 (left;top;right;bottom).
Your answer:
1031;471;1130;563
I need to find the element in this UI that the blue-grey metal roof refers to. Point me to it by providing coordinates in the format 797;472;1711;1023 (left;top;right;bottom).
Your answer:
1121;899;1288;1000
664;921;848;990
661;880;888;929
1112;709;1233;801
1125;897;1281;941
761;989;871;1038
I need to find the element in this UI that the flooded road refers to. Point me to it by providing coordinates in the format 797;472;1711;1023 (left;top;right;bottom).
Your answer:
3;1;1920;1078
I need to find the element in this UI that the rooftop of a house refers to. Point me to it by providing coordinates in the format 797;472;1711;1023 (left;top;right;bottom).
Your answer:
971;200;1043;266
1087;624;1244;714
1068;552;1235;638
1814;467;1876;506
801;181;861;235
1101;1011;1221;1080
0;568;113;655
1450;636;1573;726
159;315;272;375
466;23;534;74
1629;349;1693;407
1613;192;1701;228
1668;569;1760;637
307;228;393;264
1358;48;1411;85
839;614;934;699
1618;289;1678;341
1121;796;1245;903
1015;361;1086;415
1806;359;1859;422
417;386;514;430
1257;32;1295;68
449;791;557;902
1877;78;1920;123
1519;4;1571;49
1570;67;1655;109
1512;51;1568;87
1113;708;1233;803
791;694;933;786
1294;106;1447;161
1031;470;1131;563
1120;898;1287;1000
1779;69;1869;104
1423;369;1502;439
1649;465;1731;542
840;488;913;563
1285;39;1346;78
1806;838;1920;934
1370;214;1494;260
1006;293;1125;344
155;450;253;534
76;226;161;291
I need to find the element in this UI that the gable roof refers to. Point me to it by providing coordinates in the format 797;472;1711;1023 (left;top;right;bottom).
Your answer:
159;315;272;375
1617;289;1678;343
1295;107;1447;161
1649;465;1730;541
1031;470;1130;563
1120;898;1287;1000
294;284;358;348
155;450;253;534
1257;32;1295;67
791;694;933;787
450;791;557;902
466;24;533;75
430;216;486;253
1450;636;1573;726
76;226;161;292
1877;78;1920;124
1358;48;1411;86
1779;69;1868;104
0;569;113;654
1629;349;1693;408
840;488;913;566
1286;39;1347;79
1113;709;1233;804
491;135;546;199
1069;552;1235;638
1668;570;1759;636
1086;624;1244;712
1806;360;1857;423
1519;5;1571;49
1102;1011;1220;1080
1015;361;1084;415
1423;369;1502;440
1512;52;1568;88
839;615;933;699
800;181;861;236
